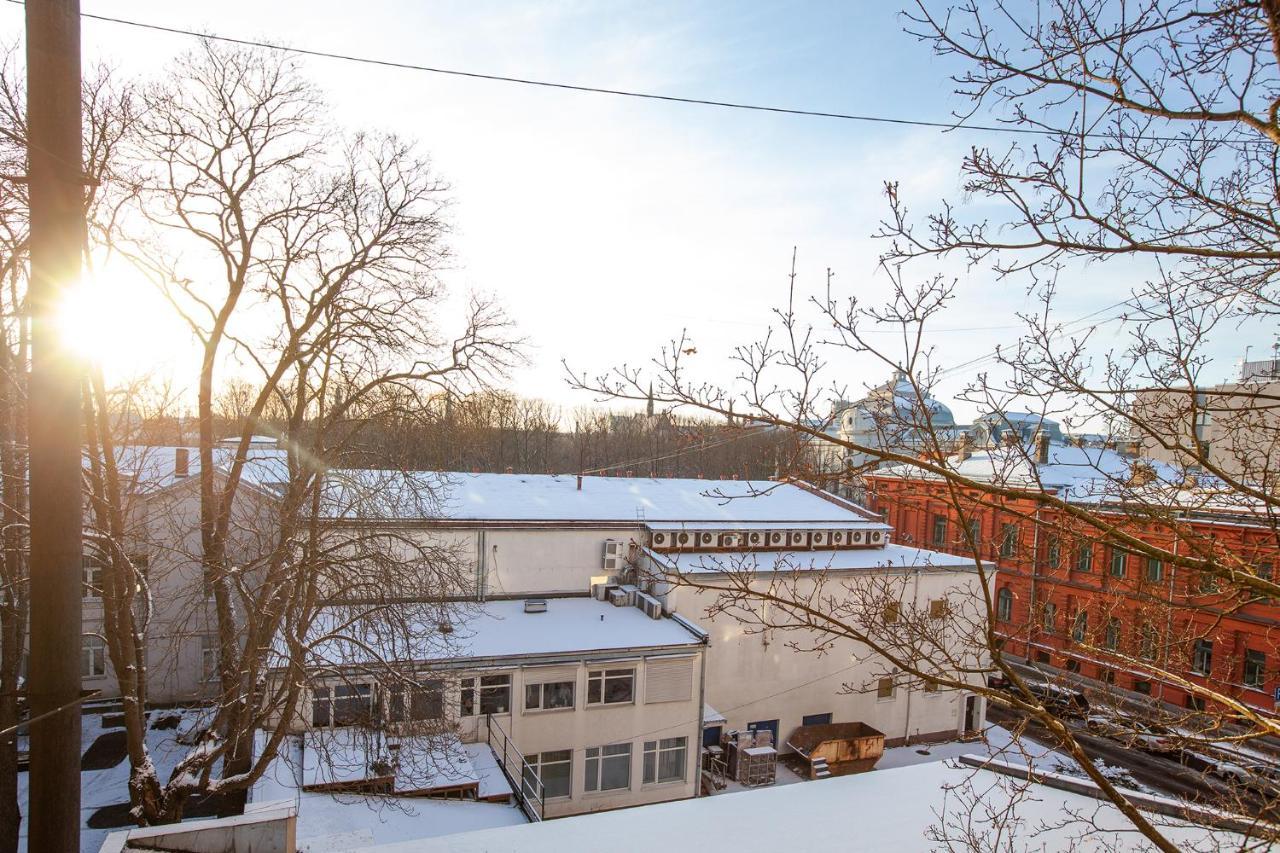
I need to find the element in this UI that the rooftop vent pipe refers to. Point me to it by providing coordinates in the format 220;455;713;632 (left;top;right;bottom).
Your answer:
523;598;548;614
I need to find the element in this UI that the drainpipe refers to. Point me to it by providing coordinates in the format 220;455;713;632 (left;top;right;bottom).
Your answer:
1159;529;1180;703
694;639;709;797
904;565;921;745
1027;505;1042;662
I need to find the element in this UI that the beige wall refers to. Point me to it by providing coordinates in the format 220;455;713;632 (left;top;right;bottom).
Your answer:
662;565;989;748
287;649;704;817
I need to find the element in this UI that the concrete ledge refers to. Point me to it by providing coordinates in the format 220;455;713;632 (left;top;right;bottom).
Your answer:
96;802;296;853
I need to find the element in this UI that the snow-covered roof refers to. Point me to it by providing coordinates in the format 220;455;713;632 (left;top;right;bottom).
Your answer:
362;758;1239;852
647;544;977;575
872;441;1261;517
291;598;704;669
114;445;292;495
299;729;512;798
325;471;873;524
643;519;887;531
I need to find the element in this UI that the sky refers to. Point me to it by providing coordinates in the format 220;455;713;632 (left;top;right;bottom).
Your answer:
2;1;1272;423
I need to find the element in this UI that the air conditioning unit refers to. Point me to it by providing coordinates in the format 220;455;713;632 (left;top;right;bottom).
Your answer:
768;531;784;546
603;539;629;571
719;532;741;548
635;592;663;620
697;531;717;547
872;531;883;543
676;532;692;548
748;531;764;546
811;531;828;547
831;531;846;546
608;588;628;607
852;531;864;544
652;531;671;548
788;531;809;548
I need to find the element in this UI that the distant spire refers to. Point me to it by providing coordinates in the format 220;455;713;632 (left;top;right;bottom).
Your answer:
646;382;654;418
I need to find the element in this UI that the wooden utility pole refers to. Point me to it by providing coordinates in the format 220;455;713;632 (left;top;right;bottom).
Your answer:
25;1;85;850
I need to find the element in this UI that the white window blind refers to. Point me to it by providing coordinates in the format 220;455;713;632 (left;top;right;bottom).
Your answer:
644;656;693;703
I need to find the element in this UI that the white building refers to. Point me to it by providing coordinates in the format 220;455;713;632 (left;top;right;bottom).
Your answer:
82;448;990;819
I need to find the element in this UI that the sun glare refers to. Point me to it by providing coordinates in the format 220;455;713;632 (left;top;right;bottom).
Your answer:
55;265;190;380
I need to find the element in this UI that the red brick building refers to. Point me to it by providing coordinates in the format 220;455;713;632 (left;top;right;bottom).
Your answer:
866;439;1278;714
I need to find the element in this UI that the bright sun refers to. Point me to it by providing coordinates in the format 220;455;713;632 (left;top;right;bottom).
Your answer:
55;262;190;380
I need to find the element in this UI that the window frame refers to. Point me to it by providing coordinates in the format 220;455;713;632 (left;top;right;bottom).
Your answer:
642;737;687;786
388;680;445;723
584;742;632;793
999;523;1018;559
460;673;513;717
1104;617;1121;651
525;678;576;713
1108;547;1127;578
81;633;106;679
200;634;219;683
876;676;895;701
1071;610;1087;643
82;555;104;600
586;668;635;707
524;749;572;800
1145;556;1164;583
1191;639;1213;676
1041;601;1057;634
996;587;1013;622
1244;649;1266;689
931;514;948;547
1045;535;1061;569
1074;541;1093;573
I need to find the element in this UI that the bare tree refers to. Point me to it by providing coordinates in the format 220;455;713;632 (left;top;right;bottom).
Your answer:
572;3;1280;849
75;41;520;824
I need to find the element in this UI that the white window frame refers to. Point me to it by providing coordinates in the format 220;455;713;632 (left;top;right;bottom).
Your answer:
82;556;104;600
311;682;374;727
584;742;632;793
876;676;895;701
525;678;575;713
460;673;512;716
201;634;219;683
524;749;572;800
81;634;106;678
586;667;635;706
642;737;686;785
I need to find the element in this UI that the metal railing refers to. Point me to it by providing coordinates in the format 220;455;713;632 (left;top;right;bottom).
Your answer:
486;713;545;821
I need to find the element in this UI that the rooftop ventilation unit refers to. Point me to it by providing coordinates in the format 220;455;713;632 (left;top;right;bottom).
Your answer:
608;588;628;607
523;599;548;614
698;531;717;547
748;531;764;546
811;531;828;547
719;532;741;549
651;531;671;548
676;532;692;548
831;531;846;546
852;531;863;544
768;531;784;546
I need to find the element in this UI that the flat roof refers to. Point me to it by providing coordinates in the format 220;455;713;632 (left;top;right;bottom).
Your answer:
647;544;978;575
365;759;1239;852
325;472;875;524
643;520;888;531
293;598;704;669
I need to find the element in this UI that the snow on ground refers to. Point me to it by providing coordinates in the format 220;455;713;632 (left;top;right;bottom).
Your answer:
877;720;1066;771
369;758;1242;853
17;705;211;853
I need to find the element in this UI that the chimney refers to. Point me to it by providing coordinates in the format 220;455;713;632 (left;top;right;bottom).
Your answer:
577;475;583;491
626;469;634;478
956;432;973;462
174;447;189;478
505;466;514;474
1036;430;1050;464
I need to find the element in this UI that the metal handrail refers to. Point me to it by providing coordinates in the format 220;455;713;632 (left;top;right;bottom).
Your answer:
486;712;545;821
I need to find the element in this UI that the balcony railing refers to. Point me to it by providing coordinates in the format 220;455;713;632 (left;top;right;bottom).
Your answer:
485;712;545;821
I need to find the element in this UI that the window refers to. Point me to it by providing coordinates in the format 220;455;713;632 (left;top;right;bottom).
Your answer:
585;743;632;792
1071;610;1087;643
201;635;219;683
1198;571;1219;594
81;634;106;678
1041;602;1057;634
1104;617;1121;651
1133;679;1152;696
526;679;575;712
876;677;895;700
587;668;634;706
460;674;512;716
967;517;981;548
1145;557;1164;583
929;599;950;620
1244;650;1266;689
1139;623;1157;661
802;712;833;727
1254;563;1273;603
1185;694;1206;712
1034;650;1051;665
82;556;104;599
312;683;373;727
388;680;444;723
642;737;687;785
1074;542;1093;573
999;524;1018;558
996;587;1013;622
1046;536;1061;569
1108;548;1127;578
882;601;900;624
1101;669;1115;685
931;514;948;547
1191;639;1213;676
523;749;572;799
1065;658;1080;673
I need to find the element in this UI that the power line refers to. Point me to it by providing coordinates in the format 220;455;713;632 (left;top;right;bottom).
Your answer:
1;0;1268;146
